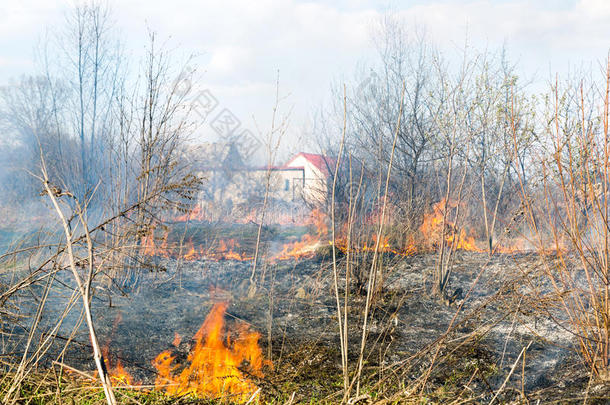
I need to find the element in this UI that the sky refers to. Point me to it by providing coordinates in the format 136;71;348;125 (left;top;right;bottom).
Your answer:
1;0;610;157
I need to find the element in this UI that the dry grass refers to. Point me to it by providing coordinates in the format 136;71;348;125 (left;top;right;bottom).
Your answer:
512;66;610;379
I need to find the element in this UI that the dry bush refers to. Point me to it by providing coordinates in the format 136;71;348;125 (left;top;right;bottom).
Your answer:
513;63;610;378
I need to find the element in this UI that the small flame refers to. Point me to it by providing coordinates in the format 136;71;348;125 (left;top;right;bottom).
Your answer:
141;227;170;257
209;239;254;261
175;204;208;222
102;314;136;386
420;199;480;252
172;332;182;347
109;359;134;386
141;232;254;262
272;208;328;260
183;239;198;260
273;233;321;260
333;233;416;257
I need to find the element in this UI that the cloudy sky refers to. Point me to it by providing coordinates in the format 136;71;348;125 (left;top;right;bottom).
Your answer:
2;0;610;153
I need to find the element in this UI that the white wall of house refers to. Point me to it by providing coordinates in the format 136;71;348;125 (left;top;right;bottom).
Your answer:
284;154;328;204
249;168;305;202
189;147;331;222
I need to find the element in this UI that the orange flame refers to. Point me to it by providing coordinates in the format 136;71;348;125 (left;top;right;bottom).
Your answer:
141;227;170;257
174;204;209;222
109;359;134;386
101;314;136;386
142;231;255;262
273;233;322;260
183;239;198;260
272;208;328;260
420;199;480;252
333;233;417;257
153;302;267;402
209;239;254;261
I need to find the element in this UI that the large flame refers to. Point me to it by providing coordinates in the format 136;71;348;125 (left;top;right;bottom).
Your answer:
101;303;268;401
153;302;267;402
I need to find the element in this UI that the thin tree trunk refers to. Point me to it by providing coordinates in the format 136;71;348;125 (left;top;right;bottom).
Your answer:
332;85;348;395
40;158;116;405
481;171;491;256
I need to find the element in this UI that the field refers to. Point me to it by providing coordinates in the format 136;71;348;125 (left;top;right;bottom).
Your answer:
3;232;609;403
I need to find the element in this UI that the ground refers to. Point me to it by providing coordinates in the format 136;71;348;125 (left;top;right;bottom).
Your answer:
3;246;610;403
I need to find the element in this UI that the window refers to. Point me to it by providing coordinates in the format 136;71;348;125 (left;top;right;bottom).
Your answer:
284;179;290;191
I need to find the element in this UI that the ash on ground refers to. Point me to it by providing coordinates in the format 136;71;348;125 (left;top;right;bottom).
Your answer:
7;251;610;403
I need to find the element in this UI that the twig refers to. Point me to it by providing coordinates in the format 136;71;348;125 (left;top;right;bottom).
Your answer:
40;156;117;405
489;341;532;405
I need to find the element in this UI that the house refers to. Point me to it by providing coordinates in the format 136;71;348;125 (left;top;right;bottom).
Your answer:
180;143;252;221
249;152;336;204
184;143;335;222
280;152;335;204
185;142;245;172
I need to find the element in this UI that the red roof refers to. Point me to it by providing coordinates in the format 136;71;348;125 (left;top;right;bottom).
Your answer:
253;165;304;171
284;152;335;176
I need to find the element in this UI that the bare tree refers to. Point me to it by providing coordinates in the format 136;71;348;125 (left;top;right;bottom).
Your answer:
0;3;202;402
348;19;442;228
51;1;122;200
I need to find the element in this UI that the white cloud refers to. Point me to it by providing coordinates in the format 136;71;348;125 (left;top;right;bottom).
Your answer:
207;46;254;77
386;0;610;82
2;0;610;145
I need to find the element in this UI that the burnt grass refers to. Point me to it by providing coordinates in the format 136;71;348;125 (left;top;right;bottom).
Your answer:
4;247;610;403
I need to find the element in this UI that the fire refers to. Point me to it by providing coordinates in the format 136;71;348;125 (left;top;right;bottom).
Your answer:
183;239;198;260
141;231;254;262
145;207;424;261
448;229;479;251
420;199;480;252
272;208;328;260
333;233;417;257
109;359;134;386
174;204;209;222
274;233;322;260
153;302;267;402
98;303;268;400
141;227;170;258
143;200;482;262
210;239;254;261
101;314;136;386
274;208;419;258
92;359;135;387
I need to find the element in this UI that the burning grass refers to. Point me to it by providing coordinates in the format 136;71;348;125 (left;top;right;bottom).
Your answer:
137;202;521;268
151;302;269;402
0;202;605;404
3;251;610;403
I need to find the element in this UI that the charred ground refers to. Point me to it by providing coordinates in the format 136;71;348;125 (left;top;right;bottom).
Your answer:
5;243;607;403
